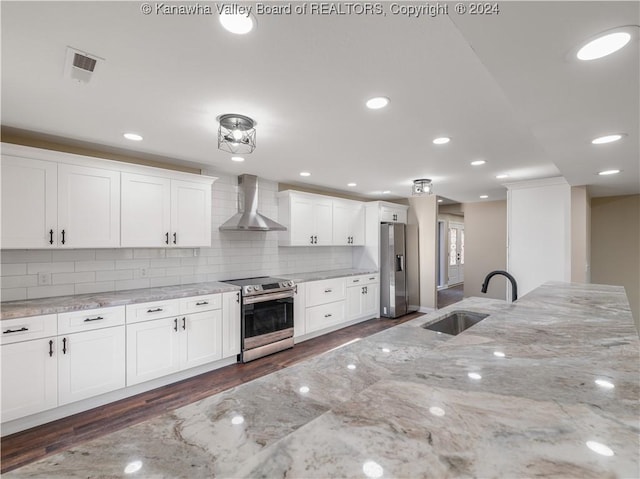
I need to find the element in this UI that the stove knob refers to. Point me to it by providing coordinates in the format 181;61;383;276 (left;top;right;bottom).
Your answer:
246;286;253;292
288;281;294;287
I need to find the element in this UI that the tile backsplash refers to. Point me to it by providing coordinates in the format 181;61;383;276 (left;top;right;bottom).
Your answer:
0;172;354;302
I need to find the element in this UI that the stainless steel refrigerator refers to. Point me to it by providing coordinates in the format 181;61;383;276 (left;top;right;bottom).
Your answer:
380;222;408;318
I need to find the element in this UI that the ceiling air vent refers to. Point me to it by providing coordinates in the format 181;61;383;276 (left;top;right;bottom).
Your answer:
64;47;104;84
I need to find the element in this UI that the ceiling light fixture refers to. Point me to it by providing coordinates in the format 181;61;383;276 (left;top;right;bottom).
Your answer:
471;160;486;166
123;133;143;141
480;195;489;199
382;190;391;194
347;182;357;187
217;114;256;154
577;31;631;60
300;172;311;177
412;178;433;196
366;97;389;109
496;174;509;179
598;169;621;176
592;134;624;144
231;156;245;162
219;12;254;34
433;137;450;145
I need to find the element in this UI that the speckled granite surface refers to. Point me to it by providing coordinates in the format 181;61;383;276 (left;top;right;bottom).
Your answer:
0;282;240;320
281;268;378;283
4;282;638;478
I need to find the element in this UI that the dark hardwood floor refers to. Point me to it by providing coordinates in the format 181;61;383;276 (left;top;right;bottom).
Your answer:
0;313;421;474
437;283;464;308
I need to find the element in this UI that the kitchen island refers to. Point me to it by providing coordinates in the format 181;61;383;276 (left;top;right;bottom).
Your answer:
4;282;638;478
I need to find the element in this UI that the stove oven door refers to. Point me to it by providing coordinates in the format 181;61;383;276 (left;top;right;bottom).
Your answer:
242;291;294;351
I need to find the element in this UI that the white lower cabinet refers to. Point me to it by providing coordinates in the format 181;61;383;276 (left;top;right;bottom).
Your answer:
182;310;223;370
346;274;380;321
306;301;346;333
58;326;126;405
1;337;58;422
222;291;241;358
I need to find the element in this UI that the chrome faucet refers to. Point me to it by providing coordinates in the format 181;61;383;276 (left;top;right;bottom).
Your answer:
481;270;518;302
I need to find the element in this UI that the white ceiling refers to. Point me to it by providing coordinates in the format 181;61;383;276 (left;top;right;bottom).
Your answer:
2;1;638;202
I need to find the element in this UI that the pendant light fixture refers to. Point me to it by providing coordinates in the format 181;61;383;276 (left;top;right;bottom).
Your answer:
412;178;433;196
217;114;257;154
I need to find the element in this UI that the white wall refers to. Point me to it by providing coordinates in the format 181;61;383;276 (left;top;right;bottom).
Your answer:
507;177;571;297
0;173;353;301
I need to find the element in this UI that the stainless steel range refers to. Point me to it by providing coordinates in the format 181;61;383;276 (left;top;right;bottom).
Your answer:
222;277;295;362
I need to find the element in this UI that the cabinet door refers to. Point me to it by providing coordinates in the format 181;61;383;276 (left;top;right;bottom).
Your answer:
346;286;364;321
1;338;57;421
170;180;212;247
58;326;125;405
222;291;241;358
363;282;380;318
121;173;171;247
1;156;57;248
313;198;333;245
126;318;181;386
293;283;306;338
332;201;351;245
290;195;316;245
57;164;120;248
349;203;365;245
181;310;223;369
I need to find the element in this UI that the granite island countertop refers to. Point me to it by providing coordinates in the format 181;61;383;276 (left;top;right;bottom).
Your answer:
4;282;639;478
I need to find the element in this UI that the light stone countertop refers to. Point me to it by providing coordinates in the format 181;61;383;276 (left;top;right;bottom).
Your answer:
280;268;378;283
0;282;240;320
4;281;639;478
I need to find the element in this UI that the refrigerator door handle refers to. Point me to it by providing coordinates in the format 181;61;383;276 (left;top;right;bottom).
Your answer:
396;254;405;272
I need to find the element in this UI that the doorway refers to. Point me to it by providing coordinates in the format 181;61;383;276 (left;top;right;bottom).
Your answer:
448;222;464;285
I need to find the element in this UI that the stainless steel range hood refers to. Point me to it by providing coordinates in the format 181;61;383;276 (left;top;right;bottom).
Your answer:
219;174;287;231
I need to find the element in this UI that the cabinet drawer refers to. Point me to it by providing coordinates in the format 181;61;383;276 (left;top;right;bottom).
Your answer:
58;306;125;334
306;301;345;333
179;294;222;314
126;299;180;324
306;278;346;307
1;314;57;345
347;274;379;287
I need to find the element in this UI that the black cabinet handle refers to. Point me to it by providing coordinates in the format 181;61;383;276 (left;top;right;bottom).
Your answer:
324;313;332;318
49;339;54;357
147;308;163;313
236;292;240;303
84;316;104;322
61;229;66;245
364;286;368;294
182;317;186;330
62;337;67;354
314;235;318;244
173;318;178;332
195;301;209;306
324;289;332;293
49;229;54;245
310;235;314;244
362;287;366;294
165;232;169;245
173;232;177;245
3;327;29;334
353;279;360;283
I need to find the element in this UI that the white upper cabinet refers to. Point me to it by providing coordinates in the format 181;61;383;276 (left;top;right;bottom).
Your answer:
1;143;216;249
170;179;212;247
0;156;57;249
57;164;120;248
380;204;407;224
278;191;333;246
332;199;365;246
121;173;171;247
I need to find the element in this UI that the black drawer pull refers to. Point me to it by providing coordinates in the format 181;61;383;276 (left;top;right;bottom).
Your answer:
147;308;163;313
3;327;29;334
84;316;104;322
49;340;53;357
369;277;376;280
324;289;332;293
195;301;209;306
352;279;360;282
324;313;332;318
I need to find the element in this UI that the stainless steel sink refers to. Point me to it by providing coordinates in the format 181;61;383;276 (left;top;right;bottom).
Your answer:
422;310;490;336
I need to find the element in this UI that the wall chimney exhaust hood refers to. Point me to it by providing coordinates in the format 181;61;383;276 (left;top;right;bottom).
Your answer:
219;174;287;231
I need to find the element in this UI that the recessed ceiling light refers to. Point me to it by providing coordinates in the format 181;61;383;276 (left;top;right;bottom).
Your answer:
299;172;311;177
577;31;631;61
382;190;391;194
598;169;621;176
592;134;623;144
437;199;443;203
496;174;509;179
347;182;357;187
219;13;254;34
366;97;389;109
123;133;143;141
433;137;450;145
231;156;245;162
471;160;486;166
479;195;489;199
